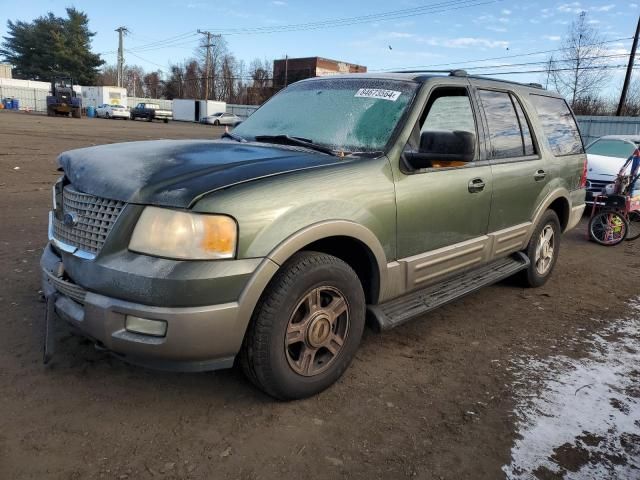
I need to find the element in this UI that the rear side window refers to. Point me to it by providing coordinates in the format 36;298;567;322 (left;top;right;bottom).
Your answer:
512;97;535;156
530;95;583;156
478;90;535;159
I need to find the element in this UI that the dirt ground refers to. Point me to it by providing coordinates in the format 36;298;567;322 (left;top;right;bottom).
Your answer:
0;112;638;480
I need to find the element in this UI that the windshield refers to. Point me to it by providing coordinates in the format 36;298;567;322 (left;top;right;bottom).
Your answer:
233;78;418;153
587;139;637;159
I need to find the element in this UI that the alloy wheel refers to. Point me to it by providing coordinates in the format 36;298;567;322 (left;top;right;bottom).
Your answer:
535;225;555;275
285;286;350;377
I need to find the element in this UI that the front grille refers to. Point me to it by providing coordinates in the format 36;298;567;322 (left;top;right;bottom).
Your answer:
44;270;87;304
52;185;125;255
586;179;611;194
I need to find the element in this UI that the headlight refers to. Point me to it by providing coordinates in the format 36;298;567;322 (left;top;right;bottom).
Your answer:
129;207;237;260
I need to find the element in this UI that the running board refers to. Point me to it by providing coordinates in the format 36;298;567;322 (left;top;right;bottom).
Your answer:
368;252;530;331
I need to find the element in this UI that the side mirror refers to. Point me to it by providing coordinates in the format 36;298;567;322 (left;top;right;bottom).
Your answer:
406;130;475;169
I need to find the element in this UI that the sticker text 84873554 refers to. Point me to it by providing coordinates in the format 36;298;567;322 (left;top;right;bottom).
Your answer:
354;88;402;101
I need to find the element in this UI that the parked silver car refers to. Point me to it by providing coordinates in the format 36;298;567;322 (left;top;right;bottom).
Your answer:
96;104;130;119
200;112;241;126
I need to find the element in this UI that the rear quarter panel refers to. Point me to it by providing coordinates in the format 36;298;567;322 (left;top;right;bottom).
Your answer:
520;91;587;211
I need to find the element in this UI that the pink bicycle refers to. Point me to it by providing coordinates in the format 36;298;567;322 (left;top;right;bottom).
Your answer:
588;150;640;246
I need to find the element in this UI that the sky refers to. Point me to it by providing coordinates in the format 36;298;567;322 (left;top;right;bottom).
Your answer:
1;0;638;94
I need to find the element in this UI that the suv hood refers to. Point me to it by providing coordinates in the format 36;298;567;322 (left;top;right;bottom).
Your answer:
586;153;631;180
58;139;346;208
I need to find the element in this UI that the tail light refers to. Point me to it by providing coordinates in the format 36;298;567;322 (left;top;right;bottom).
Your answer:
580;156;588;188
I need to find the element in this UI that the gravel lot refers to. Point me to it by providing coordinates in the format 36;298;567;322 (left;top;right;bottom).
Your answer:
0;112;638;480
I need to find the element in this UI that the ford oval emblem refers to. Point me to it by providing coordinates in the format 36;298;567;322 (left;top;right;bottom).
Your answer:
63;212;79;227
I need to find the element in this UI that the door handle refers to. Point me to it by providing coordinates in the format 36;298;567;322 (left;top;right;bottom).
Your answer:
534;169;546;181
468;178;485;193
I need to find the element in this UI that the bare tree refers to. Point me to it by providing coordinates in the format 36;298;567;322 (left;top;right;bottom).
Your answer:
97;64;144;96
197;35;229;100
620;74;640;115
548;12;609;107
123;65;144;97
96;65;118;86
247;58;273;104
143;71;162;98
183;60;200;99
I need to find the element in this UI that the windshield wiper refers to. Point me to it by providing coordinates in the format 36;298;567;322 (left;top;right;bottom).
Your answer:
221;131;247;143
254;134;338;156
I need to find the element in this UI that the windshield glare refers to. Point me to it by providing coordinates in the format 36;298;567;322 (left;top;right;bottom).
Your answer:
587;139;637;159
233;78;418;153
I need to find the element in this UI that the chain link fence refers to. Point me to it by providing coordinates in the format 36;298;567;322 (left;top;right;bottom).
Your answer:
576;116;640;145
0;85;49;112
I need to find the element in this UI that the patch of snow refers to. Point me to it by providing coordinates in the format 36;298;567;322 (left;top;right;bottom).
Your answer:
503;299;640;479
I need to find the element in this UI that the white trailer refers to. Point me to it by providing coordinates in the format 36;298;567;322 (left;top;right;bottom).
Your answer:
172;99;197;122
81;86;127;108
172;99;226;122
200;100;226;119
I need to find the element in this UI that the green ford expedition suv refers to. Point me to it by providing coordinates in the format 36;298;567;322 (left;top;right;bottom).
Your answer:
41;71;587;399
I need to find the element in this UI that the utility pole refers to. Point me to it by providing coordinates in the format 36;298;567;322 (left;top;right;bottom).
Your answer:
617;16;640;116
115;27;128;88
197;30;221;100
284;55;288;88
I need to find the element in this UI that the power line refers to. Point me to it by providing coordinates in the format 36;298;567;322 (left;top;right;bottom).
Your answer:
125;50;168;69
435;53;633;73
475;63;640;76
203;0;502;35
99;0;499;58
100;31;198;55
372;36;634;71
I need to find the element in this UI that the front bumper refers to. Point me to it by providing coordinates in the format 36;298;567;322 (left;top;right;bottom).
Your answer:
41;243;277;371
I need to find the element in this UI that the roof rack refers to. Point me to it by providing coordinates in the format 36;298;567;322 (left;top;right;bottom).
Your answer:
465;75;547;90
390;70;547;89
391;69;468;77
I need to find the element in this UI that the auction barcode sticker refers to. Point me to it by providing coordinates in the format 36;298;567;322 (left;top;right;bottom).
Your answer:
355;88;402;101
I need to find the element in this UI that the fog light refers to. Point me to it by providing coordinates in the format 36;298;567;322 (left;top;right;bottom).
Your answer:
125;315;167;337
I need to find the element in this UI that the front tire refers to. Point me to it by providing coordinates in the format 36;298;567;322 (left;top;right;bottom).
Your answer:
240;251;365;400
520;210;561;288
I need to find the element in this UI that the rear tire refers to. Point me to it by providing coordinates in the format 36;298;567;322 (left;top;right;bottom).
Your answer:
519;210;561;288
626;211;640;241
589;210;628;246
240;251;365;400
163;118;169;124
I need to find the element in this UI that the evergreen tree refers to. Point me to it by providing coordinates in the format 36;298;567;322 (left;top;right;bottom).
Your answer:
0;8;104;84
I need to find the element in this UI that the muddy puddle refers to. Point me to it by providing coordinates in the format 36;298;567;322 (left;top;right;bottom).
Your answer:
504;299;640;479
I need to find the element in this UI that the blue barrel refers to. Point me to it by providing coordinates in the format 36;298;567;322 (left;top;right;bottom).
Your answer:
12;99;19;110
87;105;95;118
4;98;12;109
